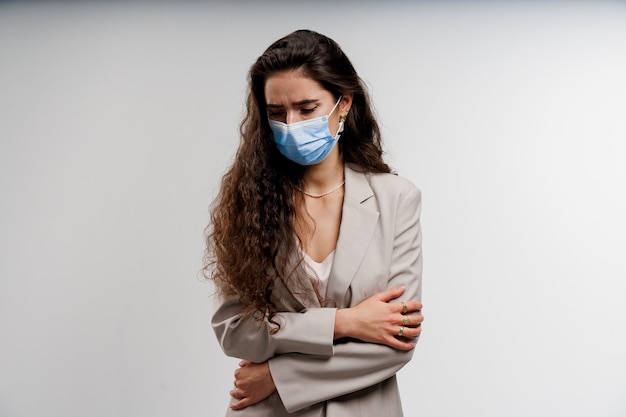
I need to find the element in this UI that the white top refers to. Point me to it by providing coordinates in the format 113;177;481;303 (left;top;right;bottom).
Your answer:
301;250;335;297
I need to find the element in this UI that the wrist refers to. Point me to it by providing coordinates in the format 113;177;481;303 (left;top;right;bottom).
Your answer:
264;362;276;391
334;308;353;339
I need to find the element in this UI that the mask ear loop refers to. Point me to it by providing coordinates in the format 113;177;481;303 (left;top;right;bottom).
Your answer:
330;95;346;138
328;95;343;117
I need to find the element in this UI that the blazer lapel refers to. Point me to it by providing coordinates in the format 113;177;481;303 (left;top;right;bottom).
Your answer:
326;165;379;307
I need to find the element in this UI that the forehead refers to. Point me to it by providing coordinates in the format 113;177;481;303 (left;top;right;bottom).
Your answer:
264;71;330;105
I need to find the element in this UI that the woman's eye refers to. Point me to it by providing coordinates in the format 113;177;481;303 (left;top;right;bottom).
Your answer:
268;110;285;118
300;106;318;114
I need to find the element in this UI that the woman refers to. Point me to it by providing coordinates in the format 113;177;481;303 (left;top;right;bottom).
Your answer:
205;29;423;416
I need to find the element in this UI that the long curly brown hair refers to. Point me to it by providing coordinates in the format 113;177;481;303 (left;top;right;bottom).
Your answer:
204;29;391;324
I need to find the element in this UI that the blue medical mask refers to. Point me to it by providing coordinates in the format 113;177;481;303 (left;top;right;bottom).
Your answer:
269;97;344;166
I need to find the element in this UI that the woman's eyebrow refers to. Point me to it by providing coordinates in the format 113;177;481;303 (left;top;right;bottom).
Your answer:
293;99;318;106
266;99;319;108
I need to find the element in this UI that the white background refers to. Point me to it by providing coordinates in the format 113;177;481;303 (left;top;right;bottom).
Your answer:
1;1;625;416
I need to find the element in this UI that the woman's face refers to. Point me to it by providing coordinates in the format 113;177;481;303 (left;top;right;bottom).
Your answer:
264;70;351;137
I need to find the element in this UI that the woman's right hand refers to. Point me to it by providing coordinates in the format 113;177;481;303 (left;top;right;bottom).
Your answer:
334;286;423;350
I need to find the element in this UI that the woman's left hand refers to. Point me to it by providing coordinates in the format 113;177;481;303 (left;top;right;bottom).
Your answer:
230;360;276;410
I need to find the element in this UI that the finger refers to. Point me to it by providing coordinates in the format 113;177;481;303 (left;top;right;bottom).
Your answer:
230;397;253;411
239;360;251;367
399;301;409;315
410;325;422;337
384;335;416;351
233;362;250;380
399;312;424;327
399;300;422;314
376;286;406;302
399;325;422;339
230;388;246;400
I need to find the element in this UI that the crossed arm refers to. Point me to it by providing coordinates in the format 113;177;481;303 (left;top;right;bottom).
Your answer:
214;185;423;412
230;287;423;412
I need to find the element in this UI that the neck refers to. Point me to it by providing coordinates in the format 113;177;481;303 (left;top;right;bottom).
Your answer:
302;152;344;194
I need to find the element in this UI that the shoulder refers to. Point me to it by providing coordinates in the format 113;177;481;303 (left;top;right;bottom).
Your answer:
345;164;421;210
344;164;421;210
359;169;422;205
368;171;420;196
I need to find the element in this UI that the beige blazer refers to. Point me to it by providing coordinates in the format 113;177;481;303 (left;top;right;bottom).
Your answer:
212;164;423;417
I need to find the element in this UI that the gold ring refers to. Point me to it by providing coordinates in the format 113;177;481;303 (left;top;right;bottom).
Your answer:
401;302;408;315
402;317;410;326
398;326;404;337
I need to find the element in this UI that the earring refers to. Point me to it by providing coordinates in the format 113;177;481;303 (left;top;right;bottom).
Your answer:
339;113;347;123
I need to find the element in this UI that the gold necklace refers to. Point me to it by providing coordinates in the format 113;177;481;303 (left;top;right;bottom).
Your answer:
297;181;345;198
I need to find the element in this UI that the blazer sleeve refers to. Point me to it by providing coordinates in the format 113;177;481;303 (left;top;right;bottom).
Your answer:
212;294;337;363
268;184;423;413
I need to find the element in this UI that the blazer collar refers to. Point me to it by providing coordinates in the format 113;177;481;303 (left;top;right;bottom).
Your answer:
326;165;380;307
